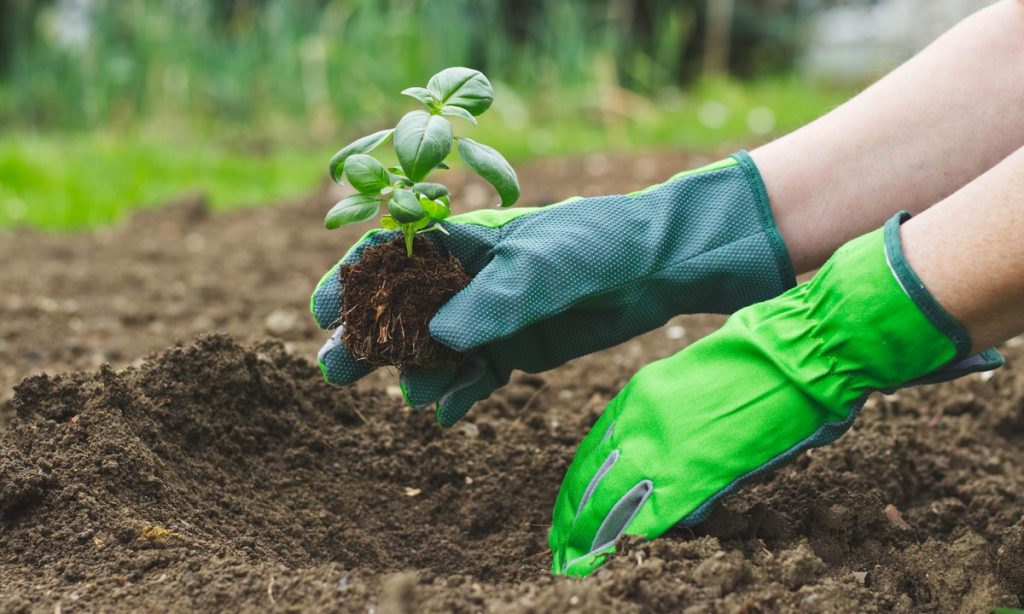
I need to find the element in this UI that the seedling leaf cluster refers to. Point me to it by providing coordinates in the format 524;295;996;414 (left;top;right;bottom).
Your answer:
325;67;520;256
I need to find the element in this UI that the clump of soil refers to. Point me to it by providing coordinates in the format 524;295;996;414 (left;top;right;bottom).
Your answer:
0;334;566;611
1;332;1022;612
339;236;470;369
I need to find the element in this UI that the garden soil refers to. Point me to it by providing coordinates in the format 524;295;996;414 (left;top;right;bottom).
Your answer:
1;150;1022;612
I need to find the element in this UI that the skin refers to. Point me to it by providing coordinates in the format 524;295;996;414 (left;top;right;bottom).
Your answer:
902;145;1024;353
751;0;1024;275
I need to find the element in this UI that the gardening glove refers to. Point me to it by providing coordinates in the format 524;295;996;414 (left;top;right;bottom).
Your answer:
311;151;797;426
549;211;1003;576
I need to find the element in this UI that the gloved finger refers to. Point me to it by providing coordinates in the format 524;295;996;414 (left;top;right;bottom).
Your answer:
476;298;667;384
317;326;373;386
398;368;457;408
310;261;345;330
548;413;620;572
310;228;394;330
434;354;508;427
429;251;551;353
558;451;654;577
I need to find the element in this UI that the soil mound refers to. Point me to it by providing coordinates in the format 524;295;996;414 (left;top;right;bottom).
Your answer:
0;334;567;611
1;333;1022;612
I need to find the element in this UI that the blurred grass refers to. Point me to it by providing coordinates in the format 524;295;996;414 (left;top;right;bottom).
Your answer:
0;132;322;228
471;76;848;160
0;0;858;229
5;0;783;130
0;76;851;229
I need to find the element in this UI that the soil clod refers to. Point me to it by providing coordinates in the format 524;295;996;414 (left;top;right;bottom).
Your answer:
339;236;470;369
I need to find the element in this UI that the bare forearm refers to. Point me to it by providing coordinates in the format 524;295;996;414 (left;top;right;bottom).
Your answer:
902;145;1024;354
751;0;1024;273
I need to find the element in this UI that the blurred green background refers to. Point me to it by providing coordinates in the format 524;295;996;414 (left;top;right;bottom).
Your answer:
0;0;985;229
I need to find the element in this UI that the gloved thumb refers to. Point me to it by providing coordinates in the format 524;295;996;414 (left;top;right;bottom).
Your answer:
429;253;531;352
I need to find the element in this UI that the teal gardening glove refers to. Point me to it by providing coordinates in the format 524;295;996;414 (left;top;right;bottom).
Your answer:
311;152;796;426
549;212;1003;576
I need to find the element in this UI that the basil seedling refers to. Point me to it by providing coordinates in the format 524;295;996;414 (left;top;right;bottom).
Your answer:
324;67;521;256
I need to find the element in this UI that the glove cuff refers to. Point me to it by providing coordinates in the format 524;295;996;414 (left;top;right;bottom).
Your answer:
732;150;797;296
883;211;971;357
882;211;1004;385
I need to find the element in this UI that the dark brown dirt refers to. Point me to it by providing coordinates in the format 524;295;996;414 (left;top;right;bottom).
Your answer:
1;148;1022;612
339;235;470;369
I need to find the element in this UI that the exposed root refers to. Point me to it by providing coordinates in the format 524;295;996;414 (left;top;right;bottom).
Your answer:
339;236;469;369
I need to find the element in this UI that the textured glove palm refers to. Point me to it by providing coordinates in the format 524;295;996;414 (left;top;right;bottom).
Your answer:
311;152;795;426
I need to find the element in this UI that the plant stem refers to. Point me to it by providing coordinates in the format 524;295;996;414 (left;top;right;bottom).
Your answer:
403;227;414;256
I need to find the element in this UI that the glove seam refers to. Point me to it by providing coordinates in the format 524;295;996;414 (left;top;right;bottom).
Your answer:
732;150;797;291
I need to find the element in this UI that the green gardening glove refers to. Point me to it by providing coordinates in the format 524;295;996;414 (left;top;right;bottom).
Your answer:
311;151;796;426
549;211;1003;576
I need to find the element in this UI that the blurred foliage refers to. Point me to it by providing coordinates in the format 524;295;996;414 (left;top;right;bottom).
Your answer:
1;0;814;131
0;131;323;227
0;0;857;229
0;77;849;229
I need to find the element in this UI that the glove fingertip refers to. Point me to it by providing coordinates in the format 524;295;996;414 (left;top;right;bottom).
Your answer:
549;542;563;575
399;369;456;409
317;330;373;385
435;396;474;428
428;300;476;352
429;256;526;351
433;356;505;426
563;550;610;577
398;378;416;408
312;229;396;330
311;263;343;330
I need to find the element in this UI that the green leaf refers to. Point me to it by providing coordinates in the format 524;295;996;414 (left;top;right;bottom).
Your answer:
435;161;450;170
412;182;449;200
380;214;399;230
419;194;451;221
387;188;426;224
324;194;380;230
394;110;453;182
387;168;414;187
343;154;390;194
328;129;394;184
426;67;493;116
401;86;437;108
456;137;520;206
412;183;450;220
440;105;477;125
